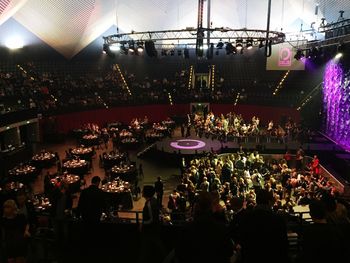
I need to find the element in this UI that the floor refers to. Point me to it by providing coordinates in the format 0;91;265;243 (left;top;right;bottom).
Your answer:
31;130;182;213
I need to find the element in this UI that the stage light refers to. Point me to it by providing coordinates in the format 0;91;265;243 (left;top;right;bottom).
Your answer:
136;41;144;53
294;49;304;60
102;44;115;58
259;39;264;49
5;36;24;50
246;39;253;50
226;42;237;55
120;44;128;55
336;44;345;59
128;41;135;53
216;40;224;49
236;39;243;50
109;44;120;51
335;53;343;59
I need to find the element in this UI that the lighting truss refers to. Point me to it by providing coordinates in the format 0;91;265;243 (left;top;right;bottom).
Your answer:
318;18;350;34
103;28;285;47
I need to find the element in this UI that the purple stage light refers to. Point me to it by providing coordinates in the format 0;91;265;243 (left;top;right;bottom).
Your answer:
170;139;206;150
323;61;350;149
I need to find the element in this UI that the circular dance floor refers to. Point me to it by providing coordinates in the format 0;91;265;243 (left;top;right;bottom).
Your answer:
170;139;206;150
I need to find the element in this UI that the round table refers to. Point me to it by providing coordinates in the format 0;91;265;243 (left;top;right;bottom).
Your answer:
50;174;81;193
71;147;93;160
8;165;38;184
111;164;137;182
63;160;89;177
81;134;100;146
120;138;139;149
101;180;133;210
103;153;126;169
119;131;133;138
32;195;52;214
32;152;56;168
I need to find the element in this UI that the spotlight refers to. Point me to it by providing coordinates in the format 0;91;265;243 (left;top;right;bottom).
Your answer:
120;44;128;55
236;39;243;50
246;39;253;50
102;44;115;58
335;53;343;59
5;36;24;50
294;49;304;60
258;39;265;49
226;42;237;55
216;40;224;49
336;44;345;58
128;41;135;53
136;42;144;53
109;44;120;51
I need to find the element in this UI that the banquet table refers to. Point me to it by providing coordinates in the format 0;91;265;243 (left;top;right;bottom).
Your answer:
0;182;25;194
101;180;133;210
63;159;89;177
71;146;93;160
8;165;39;183
119;131;133;138
120;138;139;149
32;195;52;214
111;164;137;182
103;153;126;169
81;134;100;146
32;152;56;168
51;174;81;193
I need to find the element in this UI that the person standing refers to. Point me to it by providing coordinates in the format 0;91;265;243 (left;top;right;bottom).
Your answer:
0;199;31;263
181;124;185;137
77;176;106;223
154;177;164;208
139;186;165;263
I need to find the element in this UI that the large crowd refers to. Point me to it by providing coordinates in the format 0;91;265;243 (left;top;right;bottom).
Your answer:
191;111;308;142
1;62;296;115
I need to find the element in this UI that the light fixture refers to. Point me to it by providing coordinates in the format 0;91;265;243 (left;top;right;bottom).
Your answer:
246;39;253;50
109;44;120;51
236;39;243;50
226;42;237;55
216;40;224;49
294;49;304;60
258;39;265;49
128;41;135;53
136;41;144;53
335;53;343;59
5;36;24;50
120;44;128;55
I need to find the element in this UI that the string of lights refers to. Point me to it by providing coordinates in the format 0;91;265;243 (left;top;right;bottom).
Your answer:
234;92;240;106
273;70;290;95
209;65;215;91
113;64;132;96
188;66;194;89
168;93;173;106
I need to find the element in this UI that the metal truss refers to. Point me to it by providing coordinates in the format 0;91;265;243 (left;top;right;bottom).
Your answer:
103;28;285;46
318;18;350;34
296;34;350;50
